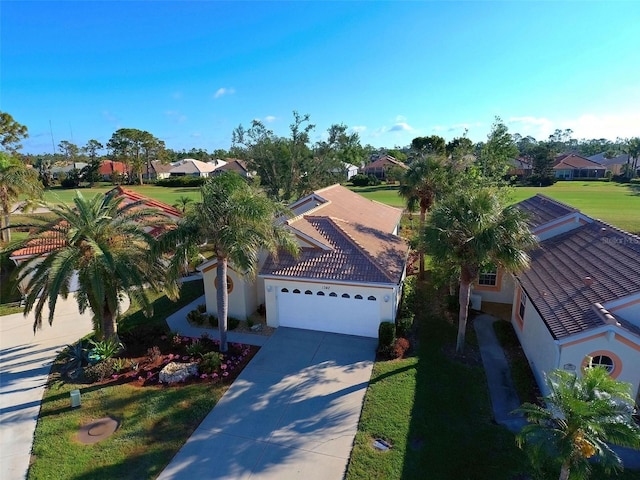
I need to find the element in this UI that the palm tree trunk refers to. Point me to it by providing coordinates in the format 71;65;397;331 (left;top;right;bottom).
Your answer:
559;461;570;480
101;306;118;343
456;270;473;353
2;212;10;243
217;257;229;353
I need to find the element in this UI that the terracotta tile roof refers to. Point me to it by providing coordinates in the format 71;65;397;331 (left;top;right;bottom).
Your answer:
517;219;640;339
261;185;408;284
99;160;128;175
108;186;182;218
10;227;66;259
516;194;577;229
553;154;605;170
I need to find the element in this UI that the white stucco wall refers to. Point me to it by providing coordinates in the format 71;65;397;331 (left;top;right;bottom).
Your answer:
202;266;257;321
558;331;640;400
473;272;516;305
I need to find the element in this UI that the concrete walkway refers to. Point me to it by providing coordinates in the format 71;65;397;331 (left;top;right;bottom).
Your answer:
0;296;131;480
158;326;377;480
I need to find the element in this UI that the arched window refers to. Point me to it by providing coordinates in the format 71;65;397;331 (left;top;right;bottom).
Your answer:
367;296;376;301
342;293;350;298
281;288;289;293
329;292;337;297
354;294;363;300
293;289;301;294
304;290;313;295
214;275;234;293
317;291;325;296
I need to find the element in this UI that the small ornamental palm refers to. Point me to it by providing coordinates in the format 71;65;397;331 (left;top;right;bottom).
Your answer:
11;190;178;341
515;367;640;480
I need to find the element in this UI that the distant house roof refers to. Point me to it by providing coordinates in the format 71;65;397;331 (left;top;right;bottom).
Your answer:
169;158;219;175
50;162;88;175
553;154;605;170
260;184;408;285
588;152;631;167
147;161;173;175
363;155;408;172
516;219;640;340
99;160;128;175
215;159;249;176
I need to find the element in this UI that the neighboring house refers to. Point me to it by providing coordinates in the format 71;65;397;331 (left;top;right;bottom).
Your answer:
588;152;632;176
169;158;221;177
343;162;359;180
99;160;128;181
198;184;409;338
553;153;607;179
9;189;181;293
213;158;251;178
143;161;173;180
507;158;532;179
362;155;408;180
50;162;88;180
472;194;640;401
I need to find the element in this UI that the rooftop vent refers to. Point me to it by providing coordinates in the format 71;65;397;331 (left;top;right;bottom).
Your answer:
583;276;593;287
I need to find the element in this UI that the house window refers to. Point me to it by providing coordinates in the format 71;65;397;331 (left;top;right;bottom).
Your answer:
342;293;350;298
478;269;498;286
354;294;363;300
519;293;527;320
293;289;301;294
329;292;337;297
317;291;325;296
281;288;289;293
304;290;313;295
367;296;376;301
588;355;615;374
214;276;234;294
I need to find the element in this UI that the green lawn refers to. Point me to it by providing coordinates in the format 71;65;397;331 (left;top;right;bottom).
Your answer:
350;181;640;234
43;184;201;207
28;281;209;480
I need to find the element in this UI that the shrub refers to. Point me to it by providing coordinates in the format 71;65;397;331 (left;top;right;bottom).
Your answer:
257;303;266;316
87;338;123;363
187;309;206;325
199;352;223;374
246;317;254;329
157;176;206;188
197;303;207;313
378;322;396;351
61;341;88;375
367;174;381;186
208;314;218;327
112;357;129;373
396;315;414;337
228;317;240;330
83;358;116;382
146;346;162;363
350;174;371;187
393;337;410;359
186;340;205;357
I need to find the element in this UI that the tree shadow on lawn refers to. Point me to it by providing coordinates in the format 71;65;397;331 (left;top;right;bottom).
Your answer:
401;281;528;480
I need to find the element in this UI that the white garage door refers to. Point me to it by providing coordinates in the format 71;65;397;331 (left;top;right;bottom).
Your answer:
276;287;381;337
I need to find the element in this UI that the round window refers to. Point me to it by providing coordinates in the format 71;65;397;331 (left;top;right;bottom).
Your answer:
588;355;614;374
214;275;234;293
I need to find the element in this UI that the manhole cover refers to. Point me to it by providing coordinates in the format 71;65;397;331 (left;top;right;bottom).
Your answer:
77;417;119;444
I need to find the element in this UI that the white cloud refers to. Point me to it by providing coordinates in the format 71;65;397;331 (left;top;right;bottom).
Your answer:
191;132;201;138
389;122;414;132
264;115;276;123
564;113;640;140
351;125;367;133
395;115;407;123
213;87;236;99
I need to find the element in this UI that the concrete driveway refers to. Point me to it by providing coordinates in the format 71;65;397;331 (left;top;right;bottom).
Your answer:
158;327;377;480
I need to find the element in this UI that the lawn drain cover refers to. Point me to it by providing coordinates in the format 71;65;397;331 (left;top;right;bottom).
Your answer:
372;438;392;451
77;416;120;444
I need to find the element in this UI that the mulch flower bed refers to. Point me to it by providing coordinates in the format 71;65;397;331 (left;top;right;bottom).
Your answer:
58;327;259;388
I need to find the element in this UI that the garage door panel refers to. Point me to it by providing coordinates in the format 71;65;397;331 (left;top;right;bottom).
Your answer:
276;290;380;337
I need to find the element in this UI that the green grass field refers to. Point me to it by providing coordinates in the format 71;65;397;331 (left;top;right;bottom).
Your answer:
351;181;640;234
43;184;202;207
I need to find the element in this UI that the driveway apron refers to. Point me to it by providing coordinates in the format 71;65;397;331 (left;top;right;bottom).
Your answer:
158;327;377;480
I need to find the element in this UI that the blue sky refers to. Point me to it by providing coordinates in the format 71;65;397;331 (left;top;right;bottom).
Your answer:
2;1;639;155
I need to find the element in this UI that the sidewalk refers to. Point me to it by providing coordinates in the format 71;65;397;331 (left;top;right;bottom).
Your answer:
0;296;124;480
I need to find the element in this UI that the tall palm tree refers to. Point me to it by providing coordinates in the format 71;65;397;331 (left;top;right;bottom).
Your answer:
12;190;177;341
516;367;640;480
0;153;43;243
398;156;451;278
162;172;299;352
173;195;194;213
421;188;537;353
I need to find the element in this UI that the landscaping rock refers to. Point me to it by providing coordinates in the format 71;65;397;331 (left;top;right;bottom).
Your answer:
250;324;263;332
159;362;199;384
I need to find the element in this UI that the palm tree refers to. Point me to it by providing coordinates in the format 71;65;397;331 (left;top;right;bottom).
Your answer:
398;156;451;278
516;367;640;480
12;190;177;341
0;153;43;243
162;172;299;352
421;188;537;353
173;195;194;213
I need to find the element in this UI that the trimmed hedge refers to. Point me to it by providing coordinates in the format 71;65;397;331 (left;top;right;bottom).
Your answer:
157;176;206;187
